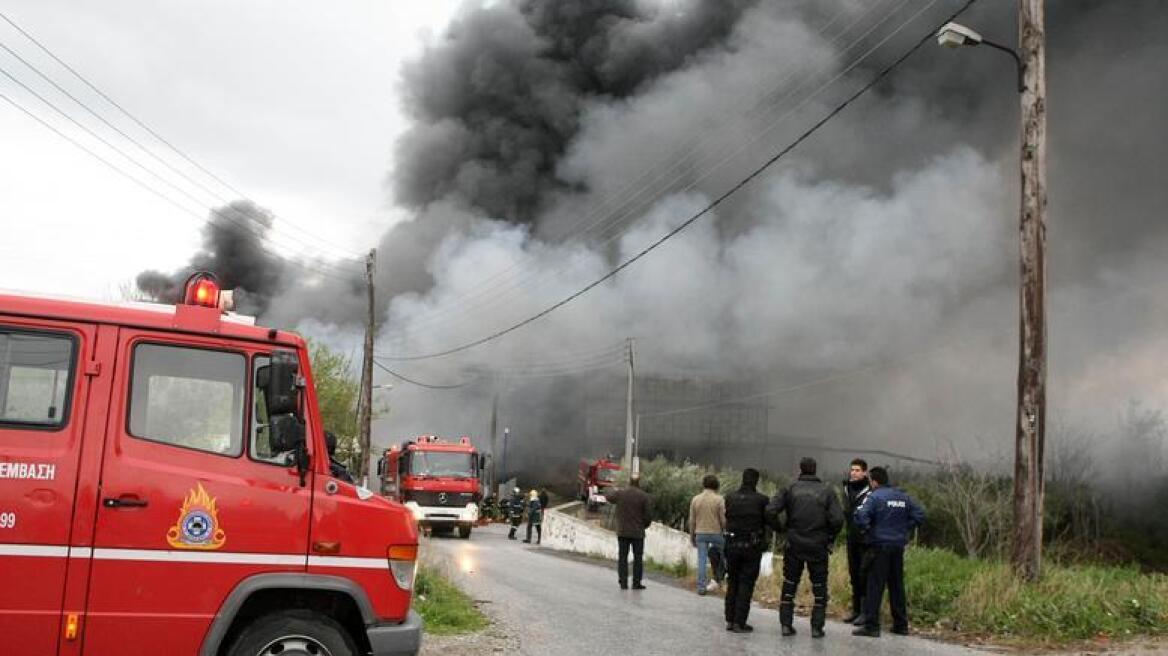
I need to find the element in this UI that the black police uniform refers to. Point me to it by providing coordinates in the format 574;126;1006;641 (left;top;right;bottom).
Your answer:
766;474;844;633
853;485;925;636
722;482;769;631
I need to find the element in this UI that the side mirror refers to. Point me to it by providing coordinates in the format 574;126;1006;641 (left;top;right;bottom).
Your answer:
265;351;300;417
478;454;486;473
270;414;306;453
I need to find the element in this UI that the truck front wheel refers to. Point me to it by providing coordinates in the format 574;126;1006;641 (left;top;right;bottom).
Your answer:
459;524;472;539
227;609;358;656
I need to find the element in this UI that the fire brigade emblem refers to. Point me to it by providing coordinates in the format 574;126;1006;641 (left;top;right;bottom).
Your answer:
166;483;227;550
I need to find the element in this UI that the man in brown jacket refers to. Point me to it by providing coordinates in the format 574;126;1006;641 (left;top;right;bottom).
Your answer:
689;474;726;595
608;475;652;590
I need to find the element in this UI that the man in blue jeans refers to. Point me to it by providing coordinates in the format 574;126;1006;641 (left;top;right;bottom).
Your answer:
689;474;726;594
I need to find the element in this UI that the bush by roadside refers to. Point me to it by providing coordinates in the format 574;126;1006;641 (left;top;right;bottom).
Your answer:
413;566;490;636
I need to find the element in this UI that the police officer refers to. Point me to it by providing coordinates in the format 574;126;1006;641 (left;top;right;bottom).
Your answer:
506;487;525;540
842;458;871;624
852;466;925;638
767;457;843;639
722;468;769;633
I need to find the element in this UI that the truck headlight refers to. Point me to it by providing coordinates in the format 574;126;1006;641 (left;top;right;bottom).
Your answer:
404;501;424;520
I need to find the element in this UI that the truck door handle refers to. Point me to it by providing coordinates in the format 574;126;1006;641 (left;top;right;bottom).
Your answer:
103;496;148;508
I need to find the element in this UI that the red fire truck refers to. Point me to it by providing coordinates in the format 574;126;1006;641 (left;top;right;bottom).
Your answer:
378;436;482;539
0;273;421;656
578;457;622;511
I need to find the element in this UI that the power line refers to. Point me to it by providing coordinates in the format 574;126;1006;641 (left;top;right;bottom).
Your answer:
0;37;361;266
381;0;979;362
372;359;479;390
0;10;365;260
376;0;919;341
0;89;357;283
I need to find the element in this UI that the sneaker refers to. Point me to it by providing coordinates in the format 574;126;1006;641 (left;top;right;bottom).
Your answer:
842;611;861;623
632;583;647;590
811;627;825;639
619;582;628;590
891;626;910;636
851;614;867;627
728;624;753;634
852;627;881;638
781;625;796;637
725;622;734;631
697;588;707;596
705;580;719;593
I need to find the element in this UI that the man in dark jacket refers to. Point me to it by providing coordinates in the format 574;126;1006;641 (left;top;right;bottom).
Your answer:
852;466;925;638
767;457;844;638
842;458;871;624
608;475;652;590
723;468;770;633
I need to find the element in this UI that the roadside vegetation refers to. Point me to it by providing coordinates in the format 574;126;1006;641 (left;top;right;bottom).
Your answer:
413;566;489;636
635;449;1168;648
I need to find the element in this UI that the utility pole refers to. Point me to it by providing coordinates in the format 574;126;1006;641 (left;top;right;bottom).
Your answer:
622;338;636;477
488;389;499;497
501;427;510;486
357;249;376;486
1013;0;1048;582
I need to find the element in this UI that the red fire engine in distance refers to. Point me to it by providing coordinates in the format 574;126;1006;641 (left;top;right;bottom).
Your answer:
378;436;483;539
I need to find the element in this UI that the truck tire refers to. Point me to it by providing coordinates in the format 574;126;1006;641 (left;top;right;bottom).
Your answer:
459;524;472;539
226;609;359;656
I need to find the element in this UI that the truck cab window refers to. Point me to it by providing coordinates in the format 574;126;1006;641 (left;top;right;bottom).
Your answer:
250;354;297;465
0;330;75;429
128;343;245;456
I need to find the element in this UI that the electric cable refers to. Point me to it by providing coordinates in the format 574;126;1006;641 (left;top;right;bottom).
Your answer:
376;0;915;339
382;0;979;361
0;89;357;283
0;10;366;260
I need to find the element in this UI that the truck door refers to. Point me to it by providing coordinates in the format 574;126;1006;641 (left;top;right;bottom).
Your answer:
83;332;313;655
0;320;92;656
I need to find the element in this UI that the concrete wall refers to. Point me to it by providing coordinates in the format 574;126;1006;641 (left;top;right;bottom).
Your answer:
544;502;698;569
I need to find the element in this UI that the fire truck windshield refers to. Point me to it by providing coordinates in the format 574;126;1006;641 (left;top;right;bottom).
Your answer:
598;467;618;483
410;451;474;478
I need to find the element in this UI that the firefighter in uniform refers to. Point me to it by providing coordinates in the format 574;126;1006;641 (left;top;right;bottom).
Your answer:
506;487;525;540
767;457;844;639
842;458;871;624
722;468;769;633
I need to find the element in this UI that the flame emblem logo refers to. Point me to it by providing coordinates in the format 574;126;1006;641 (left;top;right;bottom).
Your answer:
166;483;227;550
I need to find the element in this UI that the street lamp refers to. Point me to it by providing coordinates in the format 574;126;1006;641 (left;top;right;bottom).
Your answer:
937;10;1048;581
936;22;1024;93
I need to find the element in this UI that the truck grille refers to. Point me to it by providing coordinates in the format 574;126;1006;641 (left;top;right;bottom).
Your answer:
406;490;475;507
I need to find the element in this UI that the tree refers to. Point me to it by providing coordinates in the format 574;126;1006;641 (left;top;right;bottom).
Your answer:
309;341;360;471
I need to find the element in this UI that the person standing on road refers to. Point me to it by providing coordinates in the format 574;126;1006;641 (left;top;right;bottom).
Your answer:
852;466;925;639
608;475;652;590
524;490;543;544
689;474;727;595
767;457;844;639
842;458;871;625
538;488;550;520
506;487;525;540
723;468;769;633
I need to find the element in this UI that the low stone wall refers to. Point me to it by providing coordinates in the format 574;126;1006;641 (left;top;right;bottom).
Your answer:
543;501;698;569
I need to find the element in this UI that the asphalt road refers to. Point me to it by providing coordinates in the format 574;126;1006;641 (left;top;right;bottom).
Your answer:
425;523;989;656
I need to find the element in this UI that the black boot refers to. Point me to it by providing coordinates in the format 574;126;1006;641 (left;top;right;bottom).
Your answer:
852;627;881;638
781;625;796;637
811;627;825;639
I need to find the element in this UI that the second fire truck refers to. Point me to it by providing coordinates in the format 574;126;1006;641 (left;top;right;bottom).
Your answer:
378;436;483;538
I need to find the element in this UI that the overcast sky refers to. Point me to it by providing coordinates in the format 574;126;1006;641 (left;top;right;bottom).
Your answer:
0;0;458;299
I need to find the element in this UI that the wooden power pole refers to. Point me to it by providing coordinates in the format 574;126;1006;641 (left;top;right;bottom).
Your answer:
622;338;636;477
357;249;376;486
1012;0;1048;582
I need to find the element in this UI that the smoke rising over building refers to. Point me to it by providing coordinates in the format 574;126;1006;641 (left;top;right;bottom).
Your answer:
147;0;1168;484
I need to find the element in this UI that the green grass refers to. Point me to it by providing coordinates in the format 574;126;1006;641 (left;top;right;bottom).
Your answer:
645;556;690;578
413;566;489;636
